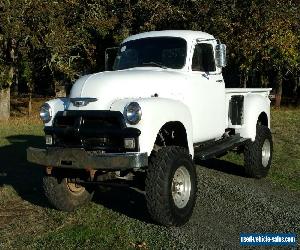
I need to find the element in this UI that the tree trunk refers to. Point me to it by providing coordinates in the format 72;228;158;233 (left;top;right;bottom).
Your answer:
296;84;300;107
260;73;268;88
0;88;10;121
240;70;248;88
275;70;283;108
10;38;18;96
28;93;32;116
293;76;300;106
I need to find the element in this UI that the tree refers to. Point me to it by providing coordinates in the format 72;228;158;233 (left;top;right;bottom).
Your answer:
0;0;25;120
1;0;299;118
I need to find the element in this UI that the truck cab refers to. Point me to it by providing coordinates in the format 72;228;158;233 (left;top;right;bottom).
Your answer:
28;30;273;227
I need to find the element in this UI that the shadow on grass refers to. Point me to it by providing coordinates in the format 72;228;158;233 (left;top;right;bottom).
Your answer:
0;134;152;223
93;187;152;223
0;135;49;207
195;158;247;177
0;134;247;223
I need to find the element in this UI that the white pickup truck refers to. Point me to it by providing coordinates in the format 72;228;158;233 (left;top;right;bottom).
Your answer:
27;30;273;226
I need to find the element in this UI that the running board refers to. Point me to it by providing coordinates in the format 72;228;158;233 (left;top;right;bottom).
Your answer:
194;135;250;160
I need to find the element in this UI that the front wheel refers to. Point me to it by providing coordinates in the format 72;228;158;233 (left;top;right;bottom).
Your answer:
43;174;94;211
244;125;273;178
145;146;197;226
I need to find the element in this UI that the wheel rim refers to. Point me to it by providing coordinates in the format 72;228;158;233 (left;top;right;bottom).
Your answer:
262;139;271;167
66;179;85;195
171;166;191;209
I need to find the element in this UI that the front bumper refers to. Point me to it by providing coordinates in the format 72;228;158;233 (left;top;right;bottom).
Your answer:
27;147;148;170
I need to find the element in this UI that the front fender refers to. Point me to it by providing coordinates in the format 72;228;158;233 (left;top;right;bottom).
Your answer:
237;94;270;141
44;98;69;126
110;97;194;157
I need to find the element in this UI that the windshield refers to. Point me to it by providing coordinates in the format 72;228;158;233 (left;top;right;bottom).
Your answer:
113;37;187;70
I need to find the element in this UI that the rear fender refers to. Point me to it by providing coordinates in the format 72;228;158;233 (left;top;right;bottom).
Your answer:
237;94;270;141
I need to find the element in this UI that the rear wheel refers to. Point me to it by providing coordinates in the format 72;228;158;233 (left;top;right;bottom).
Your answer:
43;173;94;211
145;146;197;226
244;125;273;178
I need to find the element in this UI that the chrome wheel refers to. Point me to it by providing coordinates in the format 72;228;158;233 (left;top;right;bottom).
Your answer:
171;166;191;208
262;139;271;167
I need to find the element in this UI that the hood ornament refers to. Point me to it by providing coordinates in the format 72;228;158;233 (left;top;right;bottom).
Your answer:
70;97;98;107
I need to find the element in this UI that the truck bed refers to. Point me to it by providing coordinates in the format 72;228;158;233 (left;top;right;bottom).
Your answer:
225;88;272;129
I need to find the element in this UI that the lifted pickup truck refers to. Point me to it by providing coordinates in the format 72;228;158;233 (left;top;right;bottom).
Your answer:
27;30;273;226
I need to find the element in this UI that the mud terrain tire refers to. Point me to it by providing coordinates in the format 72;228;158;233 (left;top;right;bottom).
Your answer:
145;146;197;226
244;125;273;178
43;174;94;211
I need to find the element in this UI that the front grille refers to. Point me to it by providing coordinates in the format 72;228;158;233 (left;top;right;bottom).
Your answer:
82;116;120;130
45;110;140;152
55;116;76;128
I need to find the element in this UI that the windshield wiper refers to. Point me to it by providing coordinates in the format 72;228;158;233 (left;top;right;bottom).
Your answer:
141;62;167;69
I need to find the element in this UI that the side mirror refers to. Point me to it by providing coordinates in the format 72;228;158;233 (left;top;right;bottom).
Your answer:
105;47;119;71
216;44;227;68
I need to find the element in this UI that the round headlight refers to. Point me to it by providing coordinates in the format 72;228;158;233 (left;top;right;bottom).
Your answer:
125;102;142;125
40;103;52;123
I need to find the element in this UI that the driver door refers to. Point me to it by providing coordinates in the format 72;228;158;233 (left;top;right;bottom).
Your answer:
189;42;226;142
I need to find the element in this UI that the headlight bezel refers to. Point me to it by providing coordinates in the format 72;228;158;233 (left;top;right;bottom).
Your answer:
40;103;52;123
124;102;142;125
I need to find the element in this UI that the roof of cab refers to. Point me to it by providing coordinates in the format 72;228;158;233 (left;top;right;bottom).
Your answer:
122;30;215;43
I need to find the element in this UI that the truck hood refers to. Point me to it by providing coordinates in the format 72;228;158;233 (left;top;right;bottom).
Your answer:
68;68;187;110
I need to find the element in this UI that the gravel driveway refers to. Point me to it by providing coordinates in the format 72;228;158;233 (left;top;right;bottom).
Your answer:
162;160;300;249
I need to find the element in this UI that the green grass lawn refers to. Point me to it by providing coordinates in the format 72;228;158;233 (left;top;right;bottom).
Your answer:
0;108;299;249
269;108;300;190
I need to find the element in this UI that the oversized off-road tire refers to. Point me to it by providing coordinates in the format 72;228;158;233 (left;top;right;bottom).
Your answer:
43;174;94;211
145;146;197;226
244;125;273;178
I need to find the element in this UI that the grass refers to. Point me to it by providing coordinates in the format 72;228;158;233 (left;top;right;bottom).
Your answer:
0;117;176;249
0;106;299;249
269;108;300;190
